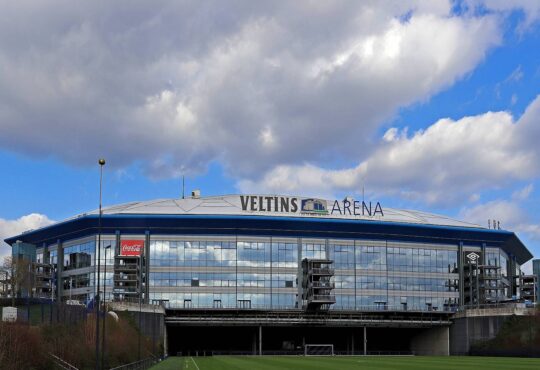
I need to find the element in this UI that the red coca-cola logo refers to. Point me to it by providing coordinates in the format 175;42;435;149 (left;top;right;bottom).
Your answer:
120;240;144;256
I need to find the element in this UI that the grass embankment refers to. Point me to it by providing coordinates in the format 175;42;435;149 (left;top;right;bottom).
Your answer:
0;311;156;370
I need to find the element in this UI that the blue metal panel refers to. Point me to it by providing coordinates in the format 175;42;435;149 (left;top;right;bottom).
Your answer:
4;213;533;264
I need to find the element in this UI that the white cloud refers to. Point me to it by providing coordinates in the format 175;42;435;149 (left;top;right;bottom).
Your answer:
240;95;540;204
512;184;534;201
0;1;502;179
459;199;540;269
0;214;55;261
467;0;540;31
459;200;526;230
506;65;524;83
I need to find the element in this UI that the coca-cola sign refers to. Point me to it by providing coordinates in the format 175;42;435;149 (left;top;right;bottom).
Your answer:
120;239;144;256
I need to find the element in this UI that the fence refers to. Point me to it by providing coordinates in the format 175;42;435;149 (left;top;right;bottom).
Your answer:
1;298;87;326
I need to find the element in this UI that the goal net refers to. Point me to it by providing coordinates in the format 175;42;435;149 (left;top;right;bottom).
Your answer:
304;344;334;356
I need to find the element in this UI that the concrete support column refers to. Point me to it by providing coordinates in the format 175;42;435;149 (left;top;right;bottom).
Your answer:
363;326;367;355
43;243;49;264
297;238;303;309
114;231;120;302
458;242;464;308
509;255;517;298
476;263;480;307
56;240;63;303
164;324;168;357
259;325;262;355
145;231;150;303
114;231;121;257
469;261;473;307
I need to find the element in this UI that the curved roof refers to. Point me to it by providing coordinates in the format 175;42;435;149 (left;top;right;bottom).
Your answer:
73;194;484;229
5;195;533;264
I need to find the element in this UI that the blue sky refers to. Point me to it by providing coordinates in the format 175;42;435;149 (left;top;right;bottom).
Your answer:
0;1;539;271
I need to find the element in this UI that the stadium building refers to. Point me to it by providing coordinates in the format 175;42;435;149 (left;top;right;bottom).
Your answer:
4;194;536;355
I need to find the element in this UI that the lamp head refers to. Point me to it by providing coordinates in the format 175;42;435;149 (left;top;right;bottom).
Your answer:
98;158;106;166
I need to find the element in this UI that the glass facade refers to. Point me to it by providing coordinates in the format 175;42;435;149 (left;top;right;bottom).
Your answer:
36;238;115;303
148;237;460;312
149;238;298;309
34;234;527;311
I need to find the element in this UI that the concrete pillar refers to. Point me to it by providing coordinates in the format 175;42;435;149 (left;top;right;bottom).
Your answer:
476;264;480;307
259;325;262;355
510;255;517;298
114;231;121;257
363;326;367;355
164;324;168;356
297;238;303;309
458;242;464;308
56;240;63;303
469;261;473;307
145;231;150;303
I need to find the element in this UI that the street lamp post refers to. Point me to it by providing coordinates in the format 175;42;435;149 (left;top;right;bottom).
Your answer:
101;244;111;370
95;158;105;370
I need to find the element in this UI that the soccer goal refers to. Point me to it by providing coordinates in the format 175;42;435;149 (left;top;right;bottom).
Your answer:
304;344;334;356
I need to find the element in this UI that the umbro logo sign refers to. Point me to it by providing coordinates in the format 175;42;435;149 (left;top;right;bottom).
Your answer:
466;252;480;263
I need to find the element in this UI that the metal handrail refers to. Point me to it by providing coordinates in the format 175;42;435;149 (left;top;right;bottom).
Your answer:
307;294;336;302
310;268;334;275
114;273;139;280
49;353;79;370
309;281;335;289
114;264;139;270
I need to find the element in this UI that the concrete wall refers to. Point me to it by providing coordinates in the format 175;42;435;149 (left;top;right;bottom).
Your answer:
449;315;508;355
411;326;449;356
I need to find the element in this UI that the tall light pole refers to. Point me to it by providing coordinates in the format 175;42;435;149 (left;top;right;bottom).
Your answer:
138;252;142;362
101;244;111;370
95;158;105;370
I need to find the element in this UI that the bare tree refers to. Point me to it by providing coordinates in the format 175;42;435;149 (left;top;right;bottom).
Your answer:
2;256;34;306
0;268;9;298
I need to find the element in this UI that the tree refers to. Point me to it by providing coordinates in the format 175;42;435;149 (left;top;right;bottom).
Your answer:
0;268;9;298
2;256;34;306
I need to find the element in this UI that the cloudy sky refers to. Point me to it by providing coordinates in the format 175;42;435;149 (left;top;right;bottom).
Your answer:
1;0;539;270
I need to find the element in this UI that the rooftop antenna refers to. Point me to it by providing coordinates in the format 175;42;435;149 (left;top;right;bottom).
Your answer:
182;175;185;199
362;184;365;203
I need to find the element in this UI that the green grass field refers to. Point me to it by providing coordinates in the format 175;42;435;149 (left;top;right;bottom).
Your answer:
150;356;540;370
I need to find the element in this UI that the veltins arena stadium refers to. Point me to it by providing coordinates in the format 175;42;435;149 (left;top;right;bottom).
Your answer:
5;194;534;356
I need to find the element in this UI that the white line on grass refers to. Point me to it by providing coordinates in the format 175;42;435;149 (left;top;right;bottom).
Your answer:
191;356;200;370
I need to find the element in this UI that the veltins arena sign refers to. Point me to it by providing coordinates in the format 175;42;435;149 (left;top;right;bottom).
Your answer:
239;195;384;217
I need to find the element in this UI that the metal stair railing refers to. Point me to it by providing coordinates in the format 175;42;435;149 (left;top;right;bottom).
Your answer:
49;353;79;370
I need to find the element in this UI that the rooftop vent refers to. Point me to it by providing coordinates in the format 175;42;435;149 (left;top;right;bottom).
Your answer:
191;189;201;199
